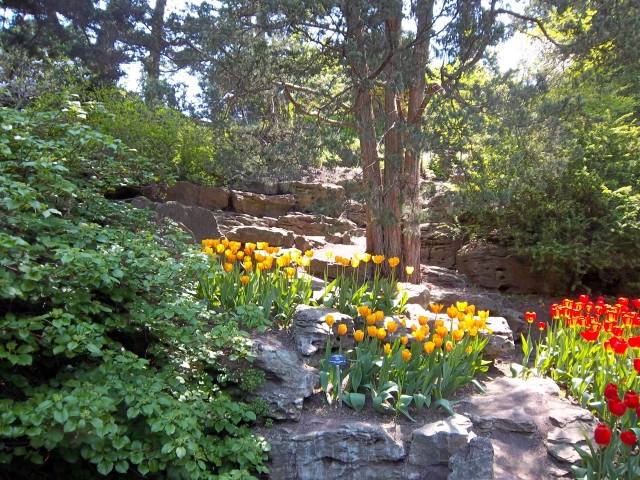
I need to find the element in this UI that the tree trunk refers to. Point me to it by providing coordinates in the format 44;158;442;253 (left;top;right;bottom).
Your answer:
145;0;167;104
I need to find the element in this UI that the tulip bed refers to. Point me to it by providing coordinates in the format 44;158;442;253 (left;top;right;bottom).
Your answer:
523;296;640;479
319;302;491;419
318;252;409;317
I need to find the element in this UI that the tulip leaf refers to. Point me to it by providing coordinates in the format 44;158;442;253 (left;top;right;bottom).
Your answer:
433;398;454;416
345;392;365;411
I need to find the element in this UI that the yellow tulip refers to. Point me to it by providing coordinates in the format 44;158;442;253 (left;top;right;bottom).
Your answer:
366;313;377;326
375;310;384;322
452;329;464;342
361;253;371;263
432;334;443;348
304;249;314;258
413;328;426;342
357;305;372;318
240;275;250;286
436;325;448;337
424;341;435;354
405;265;415;275
216;244;225;254
257;241;269;250
383;343;392;355
337;324;348;336
456;301;468;312
351;257;360;268
465;305;476;315
203;246;214;255
445;340;454;352
447;305;458;319
388;257;400;268
223;262;233;273
325;314;335;328
285;267;296;278
353;329;364;342
400;335;409;346
418;315;428;326
372;255;385;265
367;325;378;337
386;320;398;333
401;349;412;362
376;328;387;341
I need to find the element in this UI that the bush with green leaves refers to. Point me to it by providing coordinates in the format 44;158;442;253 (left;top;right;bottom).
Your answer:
0;104;268;479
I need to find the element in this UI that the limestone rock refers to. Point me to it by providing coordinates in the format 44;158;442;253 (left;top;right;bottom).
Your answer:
279;181;345;215
165;181;230;210
144;200;221;242
226;225;295;247
448;436;494;480
232;179;279;195
293;235;326;252
292;305;353;356
456;241;561;294
420;223;464;269
342;200;367;227
546;407;595;466
268;421;406;480
482;316;515;359
397;282;430;307
231;190;295;217
249;334;318;421
409;414;475;468
324;231;352;245
276;213;356;236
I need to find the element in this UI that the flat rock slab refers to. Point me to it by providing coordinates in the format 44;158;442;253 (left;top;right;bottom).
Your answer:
292;305;354;356
456;376;595;479
268;421;406;480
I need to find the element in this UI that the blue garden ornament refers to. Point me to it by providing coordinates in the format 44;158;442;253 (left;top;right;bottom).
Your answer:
328;354;348;406
328;354;348;367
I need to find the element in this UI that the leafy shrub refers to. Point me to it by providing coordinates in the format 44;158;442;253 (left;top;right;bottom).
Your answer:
0;105;268;479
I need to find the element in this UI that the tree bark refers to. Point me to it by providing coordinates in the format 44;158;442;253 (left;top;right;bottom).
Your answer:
145;0;167;103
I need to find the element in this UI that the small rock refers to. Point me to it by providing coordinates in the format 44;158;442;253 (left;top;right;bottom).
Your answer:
292;305;353;356
153;201;221;242
409;414;475;467
482;316;515;359
397;282;430;306
249;334;318;421
226;225;295;247
231;190;295;217
448;436;494;480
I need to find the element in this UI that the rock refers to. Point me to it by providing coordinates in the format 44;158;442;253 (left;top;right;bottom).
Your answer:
232;179;280;195
456;375;595;479
324;231;352;245
139;184;167;202
151;200;221;242
276;213;357;236
165;181;230;210
456;241;561;295
342;200;367;227
422;181;458;224
397;282;430;307
420;223;464;269
482;317;515;359
448;436;494;480
292;305;354;356
250;334;318;421
226;225;295;247
308;257;368;280
409;415;475;468
293;235;326;252
130;196;157;210
231;190;295;217
268;421;406;480
279;181;345;215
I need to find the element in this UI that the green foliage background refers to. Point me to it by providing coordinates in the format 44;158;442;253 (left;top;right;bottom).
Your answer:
0;102;268;479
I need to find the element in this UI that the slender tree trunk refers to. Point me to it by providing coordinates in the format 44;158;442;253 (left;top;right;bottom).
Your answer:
402;0;435;283
145;0;167;103
382;9;403;266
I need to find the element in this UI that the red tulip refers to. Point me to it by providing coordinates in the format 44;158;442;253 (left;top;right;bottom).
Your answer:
604;383;619;401
580;330;599;342
594;424;612;446
620;430;637;446
629;336;640;348
525;311;537;324
632;298;640;310
612;326;624;337
618;297;629;307
624;390;640;409
608;399;627;417
610;337;628;355
634;358;640;374
537;321;546;331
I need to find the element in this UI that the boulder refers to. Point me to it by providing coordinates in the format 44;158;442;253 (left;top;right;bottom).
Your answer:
165;181;230;210
409;415;475;468
249;334;318;421
232;179;279;195
133;198;221;242
456;241;561;295
420;223;464;269
279;181;345;215
276;213;356;236
448;436;494;480
215;212;276;235
482;316;515;359
226;225;295;247
293;235;326;252
324;231;352;245
397;282;430;307
268;421;406;480
292;305;354;356
231;190;295;217
342;200;367;227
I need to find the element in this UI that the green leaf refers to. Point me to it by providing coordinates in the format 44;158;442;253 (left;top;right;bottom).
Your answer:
175;446;187;459
345;392;366;411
